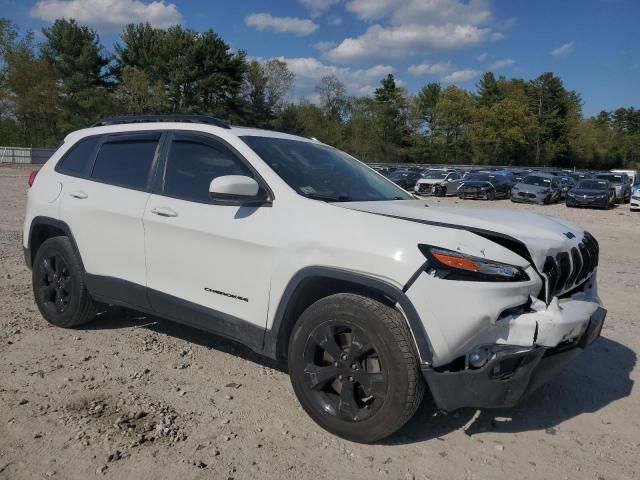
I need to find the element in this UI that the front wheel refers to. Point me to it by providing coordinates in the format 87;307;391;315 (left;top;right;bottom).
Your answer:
32;237;98;328
288;293;425;443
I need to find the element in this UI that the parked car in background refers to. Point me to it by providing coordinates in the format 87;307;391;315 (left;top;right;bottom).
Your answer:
566;179;616;209
388;170;424;190
558;176;576;199
372;166;396;177
595;173;631;203
611;169;637;187
511;173;562;204
415;169;461;196
457;172;512;200
631;189;640;211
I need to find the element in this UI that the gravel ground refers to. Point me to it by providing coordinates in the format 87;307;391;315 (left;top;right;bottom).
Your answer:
1;164;639;480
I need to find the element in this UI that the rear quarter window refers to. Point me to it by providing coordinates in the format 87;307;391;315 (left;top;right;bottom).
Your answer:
56;136;100;177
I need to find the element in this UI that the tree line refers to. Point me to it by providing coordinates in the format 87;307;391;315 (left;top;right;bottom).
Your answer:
0;18;638;169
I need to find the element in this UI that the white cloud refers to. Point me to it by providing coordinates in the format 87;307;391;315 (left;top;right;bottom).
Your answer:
314;40;337;52
346;0;492;26
326;23;491;63
476;52;488;61
30;0;181;28
271;56;395;101
551;41;575;57
490;31;504;41
489;58;514;70
408;61;451;76
442;68;482;83
327;16;343;25
301;0;340;17
245;13;318;36
326;0;502;63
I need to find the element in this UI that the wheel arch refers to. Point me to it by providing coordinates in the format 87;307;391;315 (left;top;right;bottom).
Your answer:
264;266;433;365
26;216;85;271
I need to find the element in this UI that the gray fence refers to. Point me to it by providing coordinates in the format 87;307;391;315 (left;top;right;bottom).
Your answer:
0;146;56;165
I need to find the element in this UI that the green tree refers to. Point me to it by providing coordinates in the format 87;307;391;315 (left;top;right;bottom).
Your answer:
41;19;110;129
115;65;169;114
433;86;475;163
476;72;501;106
374;73;410;161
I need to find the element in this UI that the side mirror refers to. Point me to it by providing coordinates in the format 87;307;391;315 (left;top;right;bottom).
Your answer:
209;175;261;201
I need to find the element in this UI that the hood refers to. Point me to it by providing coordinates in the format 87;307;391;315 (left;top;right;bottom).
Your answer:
514;183;550;193
334;200;583;269
569;188;608;196
418;178;446;185
460;181;492;188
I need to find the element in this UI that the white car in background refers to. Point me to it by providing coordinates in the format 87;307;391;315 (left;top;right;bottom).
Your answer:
414;169;462;196
631;189;640;211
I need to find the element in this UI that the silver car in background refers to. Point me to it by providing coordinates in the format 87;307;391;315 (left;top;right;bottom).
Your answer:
415;169;462;196
595;173;631;203
511;173;562;204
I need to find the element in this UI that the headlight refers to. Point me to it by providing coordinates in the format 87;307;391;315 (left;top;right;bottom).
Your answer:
512;186;519;192
567;192;576;197
418;245;530;282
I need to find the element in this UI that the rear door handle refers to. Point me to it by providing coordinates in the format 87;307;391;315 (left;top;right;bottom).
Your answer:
151;206;178;218
69;190;88;199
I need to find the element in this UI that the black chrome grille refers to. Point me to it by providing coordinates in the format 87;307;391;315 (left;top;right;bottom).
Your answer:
542;233;599;301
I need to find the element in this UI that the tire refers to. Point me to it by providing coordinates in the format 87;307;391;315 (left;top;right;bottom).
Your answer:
32;237;98;328
487;190;495;201
288;293;425;443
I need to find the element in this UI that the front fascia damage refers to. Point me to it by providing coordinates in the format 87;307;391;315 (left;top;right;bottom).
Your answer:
474;276;601;349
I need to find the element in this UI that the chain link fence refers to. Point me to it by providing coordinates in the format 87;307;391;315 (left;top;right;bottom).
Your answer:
0;147;56;165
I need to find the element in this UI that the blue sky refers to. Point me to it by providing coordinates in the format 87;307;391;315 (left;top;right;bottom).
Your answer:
3;0;639;116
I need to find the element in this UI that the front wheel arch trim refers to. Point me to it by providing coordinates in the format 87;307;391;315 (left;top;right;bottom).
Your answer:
264;266;434;365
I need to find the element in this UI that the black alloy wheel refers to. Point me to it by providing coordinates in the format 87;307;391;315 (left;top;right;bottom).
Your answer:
302;322;387;422
36;253;72;315
32;237;98;328
288;293;425;443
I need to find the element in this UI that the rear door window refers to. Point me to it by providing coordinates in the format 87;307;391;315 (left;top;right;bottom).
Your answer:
57;136;100;177
91;134;160;190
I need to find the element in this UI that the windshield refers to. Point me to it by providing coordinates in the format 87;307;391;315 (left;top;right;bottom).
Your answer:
241;136;413;202
465;173;494;182
423;170;449;179
522;175;551;187
577;180;609;190
596;174;622;184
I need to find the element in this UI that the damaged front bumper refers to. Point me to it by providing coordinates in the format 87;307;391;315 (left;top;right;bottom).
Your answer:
422;305;606;412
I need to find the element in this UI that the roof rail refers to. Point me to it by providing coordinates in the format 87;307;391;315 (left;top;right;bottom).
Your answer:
91;114;231;129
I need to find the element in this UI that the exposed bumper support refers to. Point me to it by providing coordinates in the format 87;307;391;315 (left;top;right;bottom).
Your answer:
422;306;606;412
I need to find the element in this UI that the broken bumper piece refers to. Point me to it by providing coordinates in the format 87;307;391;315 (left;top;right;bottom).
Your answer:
422;306;606;412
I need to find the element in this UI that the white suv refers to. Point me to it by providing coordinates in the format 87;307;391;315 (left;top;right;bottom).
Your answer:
23;115;606;443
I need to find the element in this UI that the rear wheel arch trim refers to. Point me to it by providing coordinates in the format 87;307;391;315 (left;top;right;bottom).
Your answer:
264;266;434;365
27;216;85;272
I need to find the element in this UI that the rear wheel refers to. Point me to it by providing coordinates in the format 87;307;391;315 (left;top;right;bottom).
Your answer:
288;293;425;443
32;237;98;328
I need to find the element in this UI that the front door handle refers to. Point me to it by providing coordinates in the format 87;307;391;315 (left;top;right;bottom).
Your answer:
69;190;88;199
151;206;178;218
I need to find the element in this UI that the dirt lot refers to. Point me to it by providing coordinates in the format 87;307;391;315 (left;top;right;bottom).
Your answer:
1;163;638;480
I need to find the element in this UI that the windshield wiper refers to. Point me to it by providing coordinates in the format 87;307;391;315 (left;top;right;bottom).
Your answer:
305;193;352;202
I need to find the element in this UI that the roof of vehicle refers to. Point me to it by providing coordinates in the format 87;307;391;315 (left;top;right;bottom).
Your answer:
64;120;318;145
523;172;557;179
